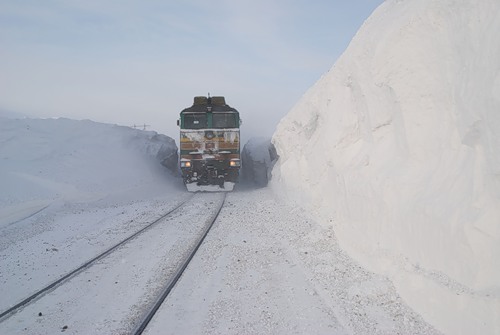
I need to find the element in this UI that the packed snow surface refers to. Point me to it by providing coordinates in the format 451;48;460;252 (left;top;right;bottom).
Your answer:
272;0;500;334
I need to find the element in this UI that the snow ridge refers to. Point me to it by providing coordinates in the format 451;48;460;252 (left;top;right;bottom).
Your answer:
272;0;500;334
0;117;179;227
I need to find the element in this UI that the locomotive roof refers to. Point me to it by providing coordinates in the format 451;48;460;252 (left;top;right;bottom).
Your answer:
181;96;238;114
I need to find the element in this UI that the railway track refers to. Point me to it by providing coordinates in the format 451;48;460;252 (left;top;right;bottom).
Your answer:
133;192;226;334
0;192;226;328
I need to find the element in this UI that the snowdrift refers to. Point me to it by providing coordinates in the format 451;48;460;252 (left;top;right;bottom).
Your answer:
241;137;278;188
0;117;179;226
272;0;500;334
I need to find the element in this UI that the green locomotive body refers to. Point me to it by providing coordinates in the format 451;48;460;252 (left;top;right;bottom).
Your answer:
178;96;241;191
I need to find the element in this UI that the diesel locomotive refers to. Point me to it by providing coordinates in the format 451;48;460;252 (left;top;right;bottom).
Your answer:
177;96;241;191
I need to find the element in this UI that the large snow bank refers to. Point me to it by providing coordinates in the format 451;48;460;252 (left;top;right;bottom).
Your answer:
0;117;179;226
271;0;500;334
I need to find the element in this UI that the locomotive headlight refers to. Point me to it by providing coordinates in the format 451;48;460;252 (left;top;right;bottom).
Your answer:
230;160;240;167
181;161;192;168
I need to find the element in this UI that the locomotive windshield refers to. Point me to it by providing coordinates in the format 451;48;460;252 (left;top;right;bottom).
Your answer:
212;112;238;129
184;113;207;129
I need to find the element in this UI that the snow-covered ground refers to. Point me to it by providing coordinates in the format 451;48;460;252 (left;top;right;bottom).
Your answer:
272;0;500;334
144;189;438;335
0;117;441;333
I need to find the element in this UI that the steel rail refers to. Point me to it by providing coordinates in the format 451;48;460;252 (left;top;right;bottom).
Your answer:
133;192;227;335
0;194;196;321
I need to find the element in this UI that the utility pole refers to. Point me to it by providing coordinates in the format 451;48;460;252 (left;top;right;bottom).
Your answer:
132;124;150;130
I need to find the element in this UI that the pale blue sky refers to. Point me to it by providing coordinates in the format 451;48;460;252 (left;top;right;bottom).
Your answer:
0;0;383;139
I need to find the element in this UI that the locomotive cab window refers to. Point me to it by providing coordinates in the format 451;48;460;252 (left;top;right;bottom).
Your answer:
184;113;207;129
212;112;238;129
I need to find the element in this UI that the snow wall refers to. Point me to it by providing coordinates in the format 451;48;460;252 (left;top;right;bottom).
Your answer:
271;0;500;334
0;117;179;214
